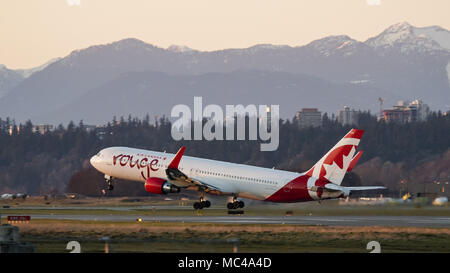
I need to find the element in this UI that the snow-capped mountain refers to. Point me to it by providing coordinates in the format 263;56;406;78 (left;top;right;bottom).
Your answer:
366;22;450;53
304;35;371;57
14;57;62;78
0;64;24;99
167;45;195;53
0;57;63;99
365;22;450;86
0;22;448;125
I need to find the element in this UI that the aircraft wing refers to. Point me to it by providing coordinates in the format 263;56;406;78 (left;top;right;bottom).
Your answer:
164;147;225;194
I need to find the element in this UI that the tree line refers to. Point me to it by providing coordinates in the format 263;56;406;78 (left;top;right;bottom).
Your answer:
0;111;449;196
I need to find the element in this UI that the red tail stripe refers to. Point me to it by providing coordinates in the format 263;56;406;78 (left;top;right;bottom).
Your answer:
344;129;364;139
347;151;363;172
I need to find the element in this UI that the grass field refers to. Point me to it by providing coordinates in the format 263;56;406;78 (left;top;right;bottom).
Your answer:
13;219;450;253
2;196;449;253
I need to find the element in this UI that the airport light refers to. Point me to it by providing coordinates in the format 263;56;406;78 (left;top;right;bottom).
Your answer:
227;238;239;253
399;179;408;197
100;236;111;253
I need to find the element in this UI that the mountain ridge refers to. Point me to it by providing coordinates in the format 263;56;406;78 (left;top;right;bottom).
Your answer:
1;22;449;125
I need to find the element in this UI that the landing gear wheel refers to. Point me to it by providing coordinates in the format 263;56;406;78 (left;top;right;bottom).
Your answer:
194;190;210;210
194;199;211;210
227;199;244;209
193;202;202;210
107;183;114;191
201;200;211;208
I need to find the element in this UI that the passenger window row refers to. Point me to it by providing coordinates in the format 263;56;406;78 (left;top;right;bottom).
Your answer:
197;170;276;185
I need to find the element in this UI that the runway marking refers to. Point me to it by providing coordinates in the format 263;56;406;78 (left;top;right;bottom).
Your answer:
7;214;450;227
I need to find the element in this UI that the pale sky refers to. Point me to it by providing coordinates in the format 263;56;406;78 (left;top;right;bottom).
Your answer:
1;0;450;69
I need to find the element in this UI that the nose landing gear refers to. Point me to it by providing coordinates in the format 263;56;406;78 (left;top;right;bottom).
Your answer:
102;175;114;195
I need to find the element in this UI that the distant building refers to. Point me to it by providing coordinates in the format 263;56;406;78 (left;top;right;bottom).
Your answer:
95;125;110;140
382;100;430;123
81;125;97;133
259;106;272;130
337;106;359;126
382;108;409;124
407;99;430;122
32;124;53;135
295;108;322;128
266;106;271;128
9;125;20;135
0;119;7;134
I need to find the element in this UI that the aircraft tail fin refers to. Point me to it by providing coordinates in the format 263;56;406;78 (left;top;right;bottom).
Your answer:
305;129;363;185
347;151;363;173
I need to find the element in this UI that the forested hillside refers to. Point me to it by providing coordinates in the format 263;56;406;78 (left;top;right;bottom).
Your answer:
0;112;448;196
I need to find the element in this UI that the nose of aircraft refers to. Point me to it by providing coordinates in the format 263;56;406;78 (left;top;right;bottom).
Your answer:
90;154;100;168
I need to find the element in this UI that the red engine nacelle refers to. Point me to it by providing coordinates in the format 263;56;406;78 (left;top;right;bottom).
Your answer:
145;177;180;194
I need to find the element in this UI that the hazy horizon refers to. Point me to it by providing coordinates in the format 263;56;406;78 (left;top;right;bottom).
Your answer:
1;0;450;69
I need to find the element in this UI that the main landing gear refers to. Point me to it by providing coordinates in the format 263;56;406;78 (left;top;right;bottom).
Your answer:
193;197;211;210
227;196;245;210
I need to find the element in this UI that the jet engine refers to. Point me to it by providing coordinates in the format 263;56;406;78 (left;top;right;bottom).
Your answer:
145;177;180;194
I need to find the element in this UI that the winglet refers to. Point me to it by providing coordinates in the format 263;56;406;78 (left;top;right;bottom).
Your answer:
347;151;363;172
168;146;185;169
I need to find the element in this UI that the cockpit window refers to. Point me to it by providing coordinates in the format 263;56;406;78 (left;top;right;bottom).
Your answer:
97;152;101;157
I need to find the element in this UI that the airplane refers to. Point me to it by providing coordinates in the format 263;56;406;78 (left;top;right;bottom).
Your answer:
90;129;386;209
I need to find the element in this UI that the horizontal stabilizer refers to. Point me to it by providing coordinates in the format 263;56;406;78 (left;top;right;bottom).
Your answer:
345;186;386;191
324;183;343;191
323;183;386;198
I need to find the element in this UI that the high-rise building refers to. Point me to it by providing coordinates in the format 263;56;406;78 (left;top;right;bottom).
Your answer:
337;106;359;126
295;108;322;128
32;124;54;135
408;99;430;122
382;100;430;123
258;106;272;130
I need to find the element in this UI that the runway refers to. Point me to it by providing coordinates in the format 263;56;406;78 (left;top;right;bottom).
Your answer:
22;214;450;227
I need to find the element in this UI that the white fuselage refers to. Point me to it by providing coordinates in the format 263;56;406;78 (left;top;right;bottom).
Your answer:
90;147;300;201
